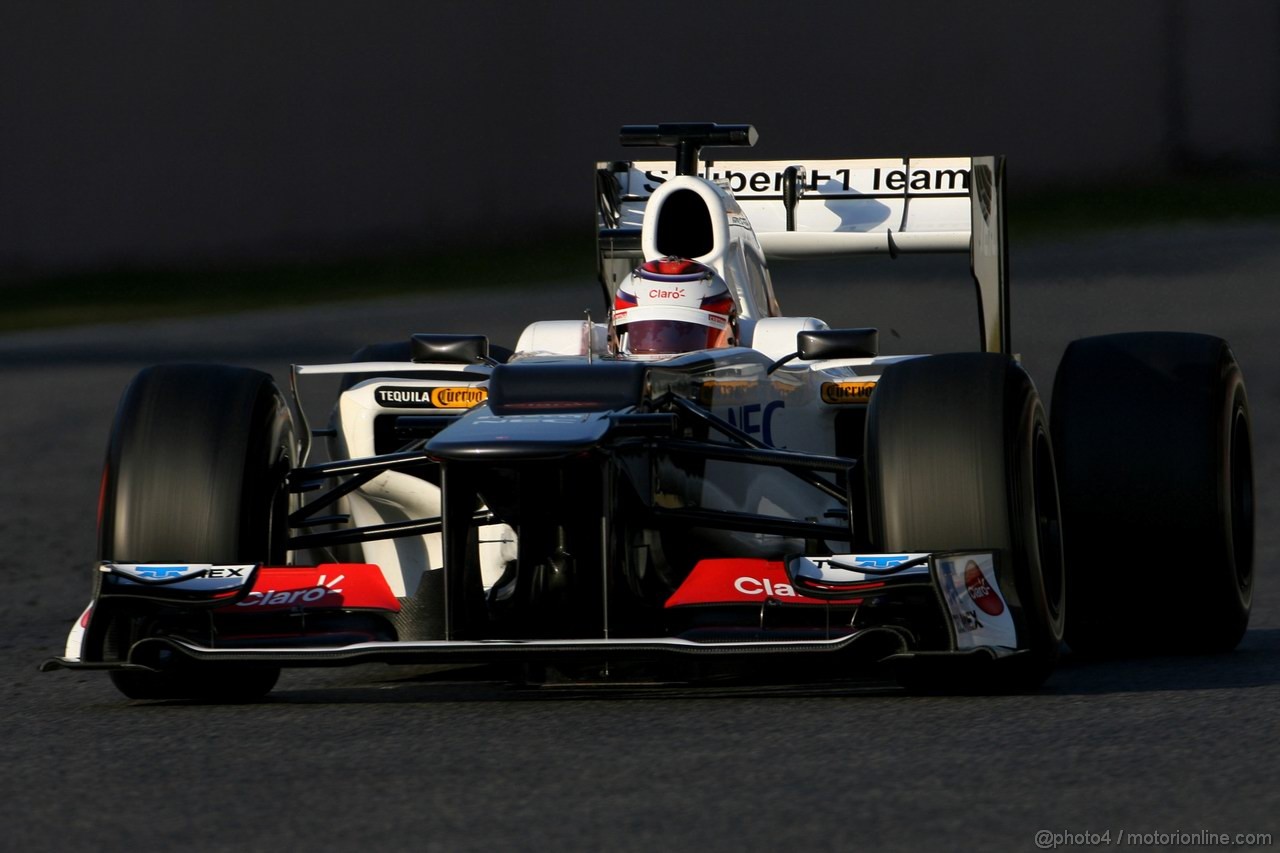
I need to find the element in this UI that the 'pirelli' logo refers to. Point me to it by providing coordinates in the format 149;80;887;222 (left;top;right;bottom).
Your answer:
375;386;487;409
820;381;876;405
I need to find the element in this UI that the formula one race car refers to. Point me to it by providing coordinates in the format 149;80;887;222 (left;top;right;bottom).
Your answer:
44;123;1255;700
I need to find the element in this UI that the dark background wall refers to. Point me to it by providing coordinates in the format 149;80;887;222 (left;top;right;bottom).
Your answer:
2;0;1277;275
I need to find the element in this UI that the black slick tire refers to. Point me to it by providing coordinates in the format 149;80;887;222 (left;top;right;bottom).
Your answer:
866;353;1066;692
1051;333;1252;655
98;364;297;701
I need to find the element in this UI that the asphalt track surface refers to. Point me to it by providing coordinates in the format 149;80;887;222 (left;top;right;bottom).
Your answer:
3;223;1278;852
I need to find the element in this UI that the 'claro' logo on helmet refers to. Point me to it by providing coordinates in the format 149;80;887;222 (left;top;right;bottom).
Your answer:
375;385;488;409
648;287;686;300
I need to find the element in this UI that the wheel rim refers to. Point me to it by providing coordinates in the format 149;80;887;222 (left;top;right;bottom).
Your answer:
1032;424;1065;623
1229;404;1254;594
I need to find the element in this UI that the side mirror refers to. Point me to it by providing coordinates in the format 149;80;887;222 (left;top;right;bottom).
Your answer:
797;328;879;360
411;334;491;364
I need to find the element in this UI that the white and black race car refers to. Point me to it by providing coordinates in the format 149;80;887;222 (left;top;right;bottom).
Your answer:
45;123;1254;700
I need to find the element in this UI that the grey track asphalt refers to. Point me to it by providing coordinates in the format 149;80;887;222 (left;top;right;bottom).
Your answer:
2;222;1278;852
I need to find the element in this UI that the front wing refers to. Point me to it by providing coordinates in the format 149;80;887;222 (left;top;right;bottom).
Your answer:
44;550;1026;677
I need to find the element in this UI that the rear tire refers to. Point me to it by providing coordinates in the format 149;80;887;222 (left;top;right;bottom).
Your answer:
1052;333;1252;655
866;353;1066;691
99;364;298;701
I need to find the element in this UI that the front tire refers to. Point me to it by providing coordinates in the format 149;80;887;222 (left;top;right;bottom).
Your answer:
866;353;1066;691
98;364;297;701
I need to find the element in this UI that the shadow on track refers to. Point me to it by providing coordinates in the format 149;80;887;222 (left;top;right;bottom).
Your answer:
1044;628;1280;696
113;628;1280;707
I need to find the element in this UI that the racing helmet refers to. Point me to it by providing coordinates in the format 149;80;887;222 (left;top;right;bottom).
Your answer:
613;257;737;355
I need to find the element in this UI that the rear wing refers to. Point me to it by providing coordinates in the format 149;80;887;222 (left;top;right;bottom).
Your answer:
595;155;1009;354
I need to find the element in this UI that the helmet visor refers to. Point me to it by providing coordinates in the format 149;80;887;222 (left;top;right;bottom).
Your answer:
624;320;718;355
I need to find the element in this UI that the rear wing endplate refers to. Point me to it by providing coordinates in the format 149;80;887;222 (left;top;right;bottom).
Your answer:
596;156;1009;354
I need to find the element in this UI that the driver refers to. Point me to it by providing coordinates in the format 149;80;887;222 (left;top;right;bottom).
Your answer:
612;257;738;356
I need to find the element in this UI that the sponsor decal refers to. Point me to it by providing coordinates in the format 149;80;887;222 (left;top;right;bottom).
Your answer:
791;554;928;588
666;558;851;608
821;381;875;404
375;385;487;409
838;554;912;569
964;560;1005;616
648;287;686;300
104;563;256;594
733;576;797;598
871;167;969;193
130;565;199;580
430;387;487;408
205;566;248;578
934;553;1016;649
237;573;344;609
219;564;400;614
722;400;784;446
640;165;970;197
